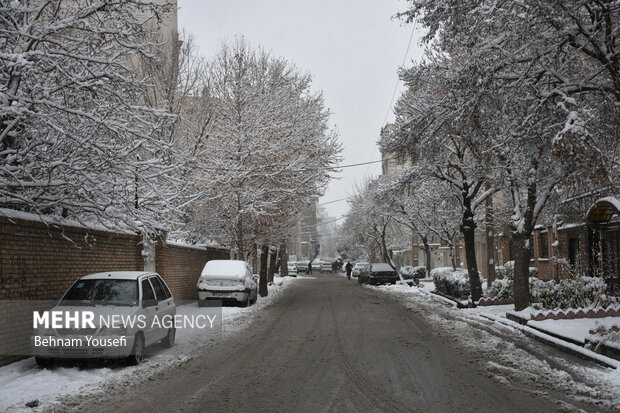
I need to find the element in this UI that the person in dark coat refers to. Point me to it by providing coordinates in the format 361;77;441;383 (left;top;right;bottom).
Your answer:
308;261;313;275
345;261;353;280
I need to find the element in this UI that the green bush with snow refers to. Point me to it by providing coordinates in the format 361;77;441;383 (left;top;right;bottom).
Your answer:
487;262;540;301
432;267;471;299
400;266;426;280
486;264;611;309
533;276;609;310
494;261;539;280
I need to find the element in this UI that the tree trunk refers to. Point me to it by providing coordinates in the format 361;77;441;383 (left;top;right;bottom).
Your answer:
512;232;532;311
485;181;496;288
251;243;258;274
422;235;431;278
259;244;269;297
280;241;288;277
268;247;277;283
381;224;394;268
461;204;482;302
236;217;244;261
449;242;457;271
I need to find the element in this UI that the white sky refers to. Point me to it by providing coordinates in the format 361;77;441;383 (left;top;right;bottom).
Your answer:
177;0;424;219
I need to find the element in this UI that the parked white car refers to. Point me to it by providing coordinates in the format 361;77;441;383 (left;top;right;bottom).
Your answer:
197;260;258;307
352;262;369;277
320;261;333;273
287;262;298;277
32;271;176;367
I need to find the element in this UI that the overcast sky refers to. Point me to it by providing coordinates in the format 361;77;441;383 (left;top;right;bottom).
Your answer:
177;0;424;219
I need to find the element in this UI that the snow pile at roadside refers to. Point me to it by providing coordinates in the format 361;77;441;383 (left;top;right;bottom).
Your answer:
0;276;301;412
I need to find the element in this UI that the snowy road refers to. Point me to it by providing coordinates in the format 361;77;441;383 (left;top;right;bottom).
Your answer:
45;274;620;412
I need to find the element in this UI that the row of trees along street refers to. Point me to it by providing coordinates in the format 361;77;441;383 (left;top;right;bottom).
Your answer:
343;0;619;310
0;2;341;297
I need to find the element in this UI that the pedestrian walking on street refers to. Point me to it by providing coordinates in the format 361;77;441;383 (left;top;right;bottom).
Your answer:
345;261;353;280
308;261;313;275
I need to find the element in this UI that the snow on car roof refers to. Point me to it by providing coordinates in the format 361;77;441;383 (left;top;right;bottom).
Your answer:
201;260;247;277
81;271;154;280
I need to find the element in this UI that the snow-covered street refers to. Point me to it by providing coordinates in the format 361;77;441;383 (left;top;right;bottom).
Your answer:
2;274;615;412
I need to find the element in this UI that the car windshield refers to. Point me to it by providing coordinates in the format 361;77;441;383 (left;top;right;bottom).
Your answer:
59;279;138;306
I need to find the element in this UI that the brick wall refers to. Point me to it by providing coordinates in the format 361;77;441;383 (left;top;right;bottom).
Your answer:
0;215;143;300
0;213;228;366
158;243;229;301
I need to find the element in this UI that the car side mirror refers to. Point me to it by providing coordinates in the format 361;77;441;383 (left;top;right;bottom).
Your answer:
142;299;157;308
253;275;259;281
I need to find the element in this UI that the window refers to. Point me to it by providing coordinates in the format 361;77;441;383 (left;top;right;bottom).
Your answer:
540;232;549;259
568;237;580;271
529;236;535;260
141;279;155;302
150;276;171;300
60;279;138;306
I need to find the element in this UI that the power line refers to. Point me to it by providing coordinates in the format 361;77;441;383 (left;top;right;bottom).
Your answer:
327;159;386;170
317;197;349;206
366;21;418;178
382;21;417;127
196;158;391;174
293;216;345;232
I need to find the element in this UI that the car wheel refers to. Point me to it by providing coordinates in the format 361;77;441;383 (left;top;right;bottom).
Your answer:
162;327;176;348
35;357;54;369
125;333;145;365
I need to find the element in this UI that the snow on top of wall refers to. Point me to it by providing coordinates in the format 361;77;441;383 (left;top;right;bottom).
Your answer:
0;207;135;236
558;222;585;230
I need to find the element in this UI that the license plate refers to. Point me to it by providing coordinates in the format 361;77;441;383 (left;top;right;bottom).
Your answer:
212;292;231;297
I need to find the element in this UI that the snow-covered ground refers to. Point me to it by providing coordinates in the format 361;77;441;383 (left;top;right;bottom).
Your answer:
365;281;620;410
0;276;303;412
529;317;620;345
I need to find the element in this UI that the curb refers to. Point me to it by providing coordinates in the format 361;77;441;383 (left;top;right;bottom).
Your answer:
480;314;618;369
430;291;469;309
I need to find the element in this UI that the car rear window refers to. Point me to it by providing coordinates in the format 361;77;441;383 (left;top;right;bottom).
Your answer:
60;279;138;306
371;264;395;272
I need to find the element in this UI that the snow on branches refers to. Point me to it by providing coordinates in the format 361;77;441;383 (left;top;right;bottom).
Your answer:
389;0;619;309
0;0;177;234
178;39;341;257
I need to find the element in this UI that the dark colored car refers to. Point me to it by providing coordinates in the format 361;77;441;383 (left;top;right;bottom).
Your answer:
358;263;399;285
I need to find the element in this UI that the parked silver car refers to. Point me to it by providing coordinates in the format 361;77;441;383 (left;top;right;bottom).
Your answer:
32;271;176;367
197;260;258;307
